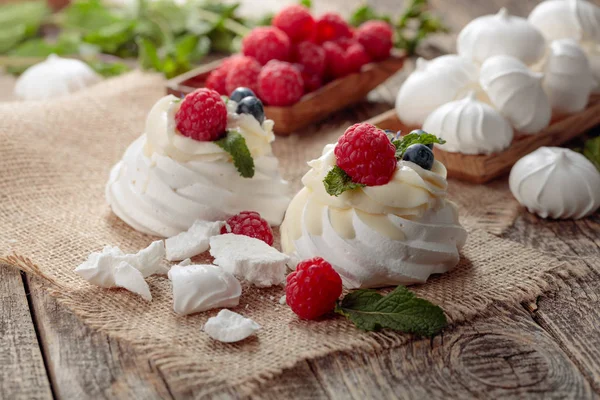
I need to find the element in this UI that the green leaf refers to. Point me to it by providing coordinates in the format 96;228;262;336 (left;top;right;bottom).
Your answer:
299;0;312;9
0;1;49;53
215;130;255;178
88;60;131;77
62;0;122;31
349;5;391;27
83;21;135;53
137;37;162;71
323;166;366;197
583;136;600;172
392;131;446;159
335;286;448;337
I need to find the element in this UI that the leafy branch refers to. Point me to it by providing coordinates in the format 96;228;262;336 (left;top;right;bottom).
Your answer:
350;0;448;55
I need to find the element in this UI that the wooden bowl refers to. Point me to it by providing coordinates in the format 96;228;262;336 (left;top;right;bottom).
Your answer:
166;53;406;135
367;94;600;184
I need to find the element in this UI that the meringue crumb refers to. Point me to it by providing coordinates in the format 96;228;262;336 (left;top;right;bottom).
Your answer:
279;295;286;305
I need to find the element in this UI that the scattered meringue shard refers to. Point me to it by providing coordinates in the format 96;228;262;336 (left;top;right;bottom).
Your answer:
509;147;600;219
423;92;514;155
15;54;102;101
106;95;291;237
542;39;594;114
395;55;480;126
280;144;468;289
74;241;166;301
165;220;224;261
457;8;546;66
168;264;241;315
209;234;289;287
480;55;552;134
528;0;600;43
203;309;260;343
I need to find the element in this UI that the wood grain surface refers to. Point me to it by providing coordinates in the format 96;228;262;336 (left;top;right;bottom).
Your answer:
2;0;600;399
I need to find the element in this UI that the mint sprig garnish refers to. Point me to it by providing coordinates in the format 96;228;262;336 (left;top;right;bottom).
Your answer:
583;136;600;172
392;131;446;159
335;286;447;337
323;166;366;197
215;130;255;178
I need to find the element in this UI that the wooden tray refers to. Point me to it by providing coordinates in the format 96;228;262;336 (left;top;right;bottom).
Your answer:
166;53;406;135
366;94;600;184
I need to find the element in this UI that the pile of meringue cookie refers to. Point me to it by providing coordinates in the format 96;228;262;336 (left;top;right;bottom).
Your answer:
75;220;292;343
396;1;600;156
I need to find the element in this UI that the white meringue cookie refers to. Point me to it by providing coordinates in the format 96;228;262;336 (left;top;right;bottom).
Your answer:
395;55;480;126
15;54;102;101
509;147;600;219
106;95;291;237
528;0;600;43
480;55;552;134
203;310;260;343
165;220;224;261
168;264;242;315
581;41;600;93
458;8;546;66
423;92;513;155
542;39;594;114
280;145;467;289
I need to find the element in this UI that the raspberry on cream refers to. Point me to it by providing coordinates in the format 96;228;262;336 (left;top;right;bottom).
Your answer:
281;142;468;289
106;94;291;237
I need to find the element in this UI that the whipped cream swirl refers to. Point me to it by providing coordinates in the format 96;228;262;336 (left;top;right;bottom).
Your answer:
281;144;468;288
106;95;291;237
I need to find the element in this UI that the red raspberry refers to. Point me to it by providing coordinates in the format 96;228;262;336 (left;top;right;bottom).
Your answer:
258;60;304;106
356;21;394;61
205;55;245;95
242;27;291;65
301;70;322;93
175;88;227;141
334;123;397;186
332;36;357;50
322;41;349;78
345;43;371;73
221;211;274;246
205;67;228;95
315;13;353;44
273;4;315;43
293;41;326;76
225;56;261;95
286;257;343;320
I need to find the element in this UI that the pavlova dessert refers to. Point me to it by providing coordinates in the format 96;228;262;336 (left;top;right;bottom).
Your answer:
106;87;291;237
281;123;468;289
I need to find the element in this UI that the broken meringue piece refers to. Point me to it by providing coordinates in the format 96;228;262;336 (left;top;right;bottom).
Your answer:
165;220;224;261
74;241;165;301
168;264;241;315
203;309;261;343
113;261;152;301
209;234;289;287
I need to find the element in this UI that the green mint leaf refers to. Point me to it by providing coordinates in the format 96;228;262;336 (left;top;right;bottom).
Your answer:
393;131;446;159
215;130;255;178
335;286;447;337
583;136;600;172
323;166;366;197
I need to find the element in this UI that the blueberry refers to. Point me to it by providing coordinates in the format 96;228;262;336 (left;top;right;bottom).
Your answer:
236;96;265;124
230;87;256;103
409;129;434;149
402;144;434;170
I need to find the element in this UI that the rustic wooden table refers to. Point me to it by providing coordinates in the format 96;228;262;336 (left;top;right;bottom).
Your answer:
2;0;600;399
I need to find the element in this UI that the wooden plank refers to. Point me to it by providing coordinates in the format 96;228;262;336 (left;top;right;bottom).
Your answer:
304;303;594;399
0;266;53;400
26;275;176;400
503;214;600;393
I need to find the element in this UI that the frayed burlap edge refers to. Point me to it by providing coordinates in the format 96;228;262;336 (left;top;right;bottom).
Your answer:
1;250;588;398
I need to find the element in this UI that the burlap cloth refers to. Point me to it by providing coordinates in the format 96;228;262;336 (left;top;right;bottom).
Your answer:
0;72;584;397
